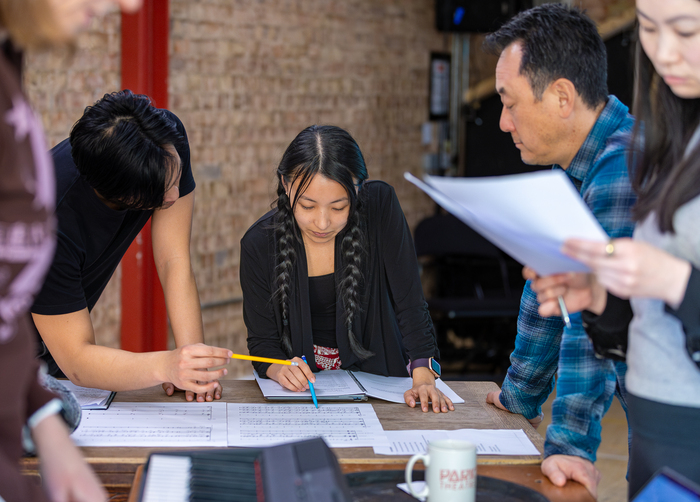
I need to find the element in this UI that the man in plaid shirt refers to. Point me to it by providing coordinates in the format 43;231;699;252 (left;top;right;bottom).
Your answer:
481;4;636;498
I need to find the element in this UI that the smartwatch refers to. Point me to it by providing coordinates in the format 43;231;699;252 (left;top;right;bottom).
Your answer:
410;357;441;378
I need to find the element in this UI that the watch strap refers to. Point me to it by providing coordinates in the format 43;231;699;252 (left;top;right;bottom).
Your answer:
410;357;439;377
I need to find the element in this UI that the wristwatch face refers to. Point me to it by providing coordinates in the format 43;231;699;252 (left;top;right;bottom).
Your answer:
429;357;441;377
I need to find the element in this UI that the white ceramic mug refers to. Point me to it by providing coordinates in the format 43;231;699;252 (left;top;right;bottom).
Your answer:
404;439;477;502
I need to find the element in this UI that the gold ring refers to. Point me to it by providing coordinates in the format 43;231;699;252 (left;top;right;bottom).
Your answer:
605;241;615;257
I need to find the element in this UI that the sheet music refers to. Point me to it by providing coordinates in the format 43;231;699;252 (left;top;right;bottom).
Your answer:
351;371;465;404
58;380;115;409
254;369;362;398
227;403;388;448
405;171;609;276
70;402;228;447
373;429;540;456
255;369;465;405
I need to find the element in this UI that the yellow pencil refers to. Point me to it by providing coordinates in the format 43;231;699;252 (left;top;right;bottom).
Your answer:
230;353;299;366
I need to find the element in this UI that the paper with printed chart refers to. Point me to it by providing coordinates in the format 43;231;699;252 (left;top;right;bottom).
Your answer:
350;371;465;404
254;369;366;401
227;402;389;448
405;171;609;276
254;369;465;404
58;379;115;410
373;429;540;456
70;402;228;447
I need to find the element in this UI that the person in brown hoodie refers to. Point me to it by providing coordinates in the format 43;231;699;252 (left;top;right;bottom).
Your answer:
0;1;141;501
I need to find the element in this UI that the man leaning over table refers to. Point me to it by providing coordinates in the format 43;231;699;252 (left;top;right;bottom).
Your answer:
481;4;635;498
31;90;231;402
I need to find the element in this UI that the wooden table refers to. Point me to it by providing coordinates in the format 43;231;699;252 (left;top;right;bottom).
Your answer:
21;380;593;502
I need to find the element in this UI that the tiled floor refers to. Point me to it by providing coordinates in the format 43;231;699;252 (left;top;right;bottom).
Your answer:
538;391;629;502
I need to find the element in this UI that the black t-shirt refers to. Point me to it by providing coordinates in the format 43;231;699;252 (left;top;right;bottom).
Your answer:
32;110;195;316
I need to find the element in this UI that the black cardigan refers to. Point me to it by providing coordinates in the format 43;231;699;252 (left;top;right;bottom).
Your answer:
240;180;439;378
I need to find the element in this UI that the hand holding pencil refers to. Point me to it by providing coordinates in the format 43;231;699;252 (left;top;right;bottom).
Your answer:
261;355;317;393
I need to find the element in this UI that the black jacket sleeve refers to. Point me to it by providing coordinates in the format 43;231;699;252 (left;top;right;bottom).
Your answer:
581;292;633;361
666;266;700;368
378;184;439;361
240;224;286;377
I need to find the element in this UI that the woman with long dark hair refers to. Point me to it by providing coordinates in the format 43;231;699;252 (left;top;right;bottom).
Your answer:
241;125;454;413
528;0;700;495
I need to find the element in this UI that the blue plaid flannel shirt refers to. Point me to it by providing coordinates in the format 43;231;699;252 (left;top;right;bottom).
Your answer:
499;96;636;462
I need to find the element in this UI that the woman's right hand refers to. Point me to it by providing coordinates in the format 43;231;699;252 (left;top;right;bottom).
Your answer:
523;267;608;317
562;238;692;308
267;356;316;391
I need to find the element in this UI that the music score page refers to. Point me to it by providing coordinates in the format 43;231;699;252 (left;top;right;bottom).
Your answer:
373;429;539;456
71;402;228;447
227;403;389;448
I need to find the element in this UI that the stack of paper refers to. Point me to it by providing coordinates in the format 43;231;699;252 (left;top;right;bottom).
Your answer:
405;171;609;275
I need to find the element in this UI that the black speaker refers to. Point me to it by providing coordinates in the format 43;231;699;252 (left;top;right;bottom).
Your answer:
436;0;533;33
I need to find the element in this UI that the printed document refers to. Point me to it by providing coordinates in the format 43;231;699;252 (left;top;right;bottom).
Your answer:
71;402;228;447
373;429;540;456
405;171;608;275
255;369;464;404
351;371;465;404
254;369;365;400
227;402;388;448
59;380;115;410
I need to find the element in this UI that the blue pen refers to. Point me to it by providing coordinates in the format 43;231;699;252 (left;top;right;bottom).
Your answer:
301;355;318;409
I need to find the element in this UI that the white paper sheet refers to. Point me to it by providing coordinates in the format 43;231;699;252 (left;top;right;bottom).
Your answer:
227;403;388;448
351;371;465;404
70;402;228;447
405;171;609;276
398;482;426;501
254;369;363;399
373;429;540;456
58;380;115;409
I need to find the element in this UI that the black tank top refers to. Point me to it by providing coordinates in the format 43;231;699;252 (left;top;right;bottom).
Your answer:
308;273;337;348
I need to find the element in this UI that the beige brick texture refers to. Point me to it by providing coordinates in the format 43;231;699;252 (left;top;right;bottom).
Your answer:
24;12;123;351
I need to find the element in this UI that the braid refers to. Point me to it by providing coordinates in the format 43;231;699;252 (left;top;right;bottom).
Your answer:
339;192;374;360
273;187;295;356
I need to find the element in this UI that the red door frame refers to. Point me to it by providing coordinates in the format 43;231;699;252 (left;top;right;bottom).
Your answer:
120;0;169;352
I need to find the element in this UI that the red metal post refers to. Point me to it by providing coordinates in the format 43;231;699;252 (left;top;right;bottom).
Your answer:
120;0;169;352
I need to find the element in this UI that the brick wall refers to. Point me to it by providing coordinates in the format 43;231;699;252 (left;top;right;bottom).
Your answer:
24;12;123;351
23;0;634;378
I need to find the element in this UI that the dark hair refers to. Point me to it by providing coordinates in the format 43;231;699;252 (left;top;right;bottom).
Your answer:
630;42;700;232
273;125;373;360
69;90;185;210
483;3;608;109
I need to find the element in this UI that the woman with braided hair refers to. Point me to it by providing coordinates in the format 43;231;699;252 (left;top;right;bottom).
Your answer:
241;125;454;413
